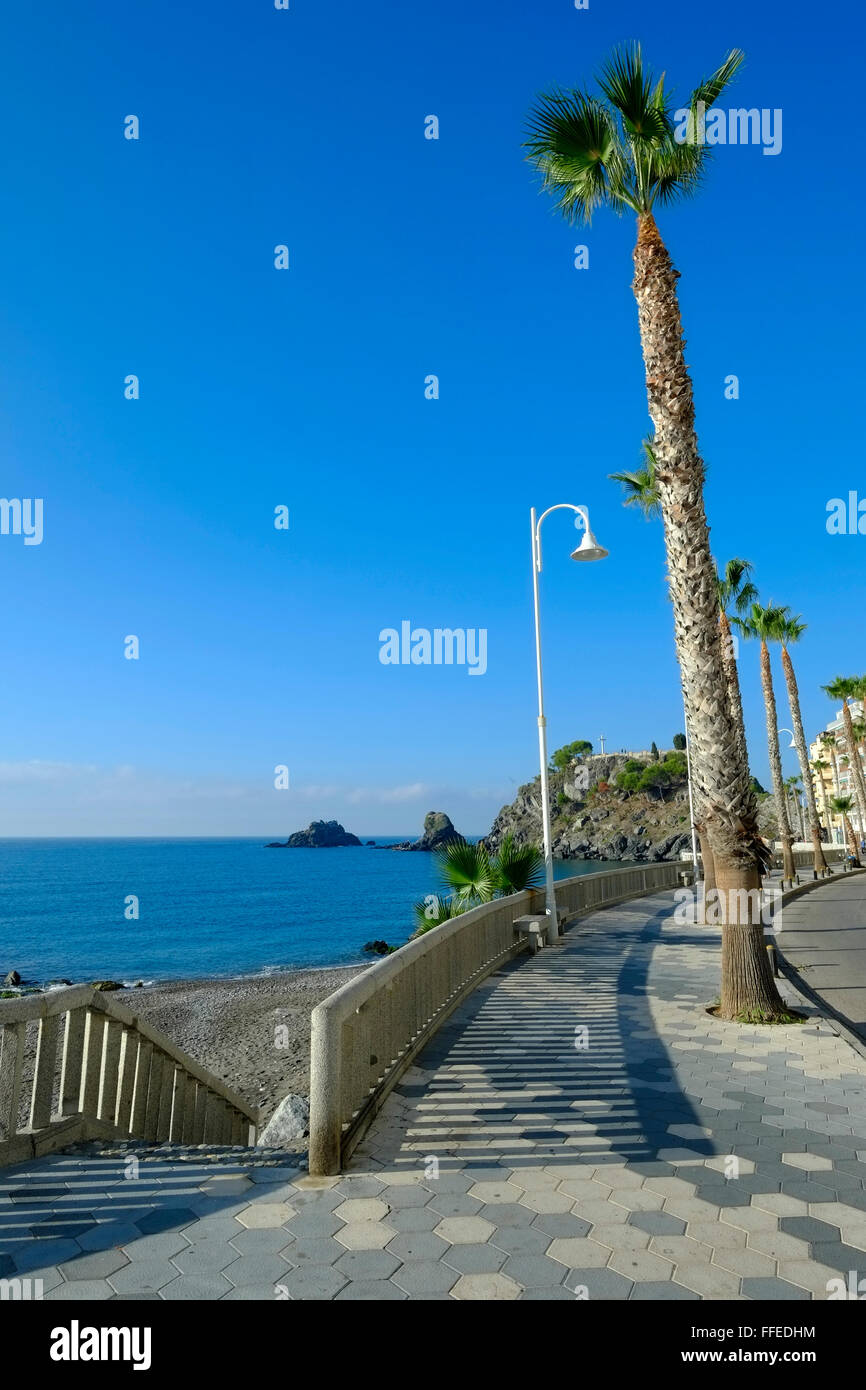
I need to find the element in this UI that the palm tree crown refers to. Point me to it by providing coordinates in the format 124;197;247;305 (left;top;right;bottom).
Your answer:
524;45;743;223
715;558;757;620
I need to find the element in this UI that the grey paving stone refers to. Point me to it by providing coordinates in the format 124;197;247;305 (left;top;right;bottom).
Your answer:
386;1206;440;1233
502;1255;566;1289
562;1268;634;1299
160;1274;233;1300
530;1213;592;1239
46;1280;115;1300
336;1279;408;1300
13;1239;81;1274
334;1249;401;1281
490;1226;552;1256
271;1264;348;1299
427;1194;483;1218
228;1227;292;1255
377;1185;431;1209
629;1281;699;1300
108;1260;179;1294
136;1207;197;1236
741;1277;811;1300
282;1209;343;1238
385;1232;449;1262
59;1250;129;1280
392;1261;458;1295
628;1212;687;1236
282;1234;344;1265
223;1254;291;1287
443;1242;507;1275
779;1216;844;1245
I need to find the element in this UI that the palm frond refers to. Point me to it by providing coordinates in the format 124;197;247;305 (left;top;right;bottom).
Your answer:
493;833;545;896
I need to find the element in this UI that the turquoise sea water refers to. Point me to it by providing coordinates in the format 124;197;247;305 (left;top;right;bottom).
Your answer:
0;839;632;984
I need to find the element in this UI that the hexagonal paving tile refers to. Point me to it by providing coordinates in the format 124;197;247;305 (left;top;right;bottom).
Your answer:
333;1198;390;1224
433;1216;494;1245
235;1203;292;1229
392;1261;459;1296
451;1272;521;1300
334;1221;396;1251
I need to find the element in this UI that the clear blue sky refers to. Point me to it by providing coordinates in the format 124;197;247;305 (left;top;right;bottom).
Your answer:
1;0;862;836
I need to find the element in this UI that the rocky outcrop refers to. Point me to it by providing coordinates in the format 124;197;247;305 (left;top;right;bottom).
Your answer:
266;820;362;848
386;811;463;852
485;753;692;863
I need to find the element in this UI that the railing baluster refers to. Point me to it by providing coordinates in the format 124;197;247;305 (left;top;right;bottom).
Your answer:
130;1038;153;1136
59;1007;87;1115
115;1029;138;1133
30;1014;60;1130
79;1010;105;1116
0;1022;26;1138
97;1019;124;1121
143;1050;164;1141
169;1068;188;1141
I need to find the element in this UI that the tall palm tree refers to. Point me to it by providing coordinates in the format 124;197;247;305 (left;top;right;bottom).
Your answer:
822;678;866;850
776;614;828;875
610;440;715;906
810;759;833;844
715;558;757;788
733;603;797;885
528;45;786;1019
830;796;861;866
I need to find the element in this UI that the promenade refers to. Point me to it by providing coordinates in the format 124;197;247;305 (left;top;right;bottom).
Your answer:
3;875;866;1300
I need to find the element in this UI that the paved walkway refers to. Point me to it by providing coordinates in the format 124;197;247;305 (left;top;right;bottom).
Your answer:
776;870;866;1043
4;881;866;1300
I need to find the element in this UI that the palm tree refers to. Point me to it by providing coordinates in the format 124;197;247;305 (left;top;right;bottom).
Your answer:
822;678;866;851
733;603;797;886
609;437;661;519
426;836;546;921
810;759;833;844
529;45;786;1019
715;558;757;789
784;775;805;841
829;796;861;866
776;614;828;876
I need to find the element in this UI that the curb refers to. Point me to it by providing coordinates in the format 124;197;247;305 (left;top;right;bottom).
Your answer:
772;866;866;1064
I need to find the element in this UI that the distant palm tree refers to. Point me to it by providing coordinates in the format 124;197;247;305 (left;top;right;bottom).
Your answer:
776;614;828;875
526;44;784;1020
822;678;866;848
610;437;661;519
810;759;834;843
715;558;757;784
830;796;861;866
733;603;797;884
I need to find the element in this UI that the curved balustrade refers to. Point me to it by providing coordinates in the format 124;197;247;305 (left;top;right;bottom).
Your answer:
308;861;686;1175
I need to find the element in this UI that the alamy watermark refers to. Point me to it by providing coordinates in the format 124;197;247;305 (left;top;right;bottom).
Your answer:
379;622;487;676
0;498;43;545
673;102;782;157
826;492;866;535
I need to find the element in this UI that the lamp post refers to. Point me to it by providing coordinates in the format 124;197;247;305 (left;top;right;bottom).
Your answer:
681;694;699;875
530;503;608;940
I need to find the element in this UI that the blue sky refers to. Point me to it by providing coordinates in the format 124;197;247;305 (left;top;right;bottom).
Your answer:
1;0;862;836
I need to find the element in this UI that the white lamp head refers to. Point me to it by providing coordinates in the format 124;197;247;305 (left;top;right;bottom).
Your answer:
570;525;608;563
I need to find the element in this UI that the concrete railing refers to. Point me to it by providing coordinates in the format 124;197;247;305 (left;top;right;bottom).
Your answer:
772;846;846;871
308;861;685;1174
0;986;258;1167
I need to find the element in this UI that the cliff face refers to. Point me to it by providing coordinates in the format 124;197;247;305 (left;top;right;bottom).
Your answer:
484;753;693;863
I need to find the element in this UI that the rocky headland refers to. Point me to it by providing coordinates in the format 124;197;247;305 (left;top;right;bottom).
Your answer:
484;751;694;862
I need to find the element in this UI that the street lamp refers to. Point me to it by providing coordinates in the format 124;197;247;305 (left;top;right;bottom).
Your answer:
530;503;608;940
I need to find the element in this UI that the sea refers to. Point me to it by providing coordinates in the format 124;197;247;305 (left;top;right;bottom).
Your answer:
0;839;632;986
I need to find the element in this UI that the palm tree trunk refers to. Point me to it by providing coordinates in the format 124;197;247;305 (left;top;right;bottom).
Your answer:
632;213;784;1020
844;813;859;862
782;647;827;877
760;640;796;884
719;610;749;776
695;820;715;924
841;700;866;853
